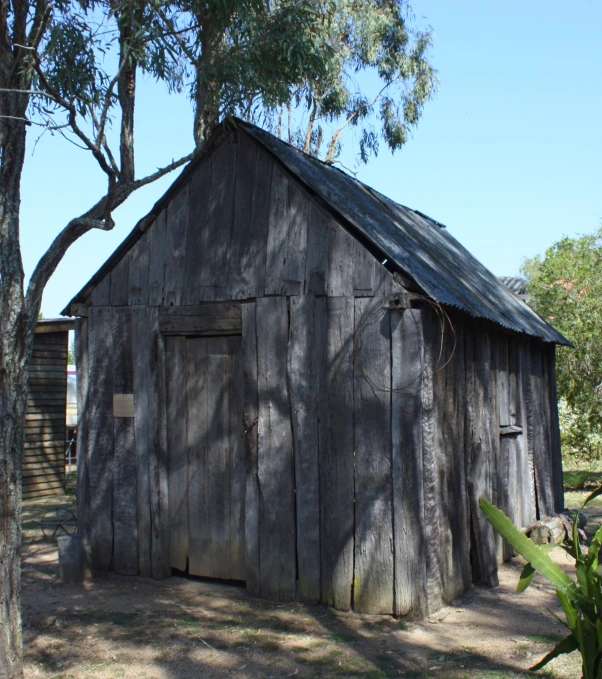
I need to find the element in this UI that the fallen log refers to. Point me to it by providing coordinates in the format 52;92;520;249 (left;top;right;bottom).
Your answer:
521;511;587;546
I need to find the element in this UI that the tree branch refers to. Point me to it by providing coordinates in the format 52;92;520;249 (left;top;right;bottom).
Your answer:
130;150;195;191
324;80;397;162
25;149;196;319
31;58;117;178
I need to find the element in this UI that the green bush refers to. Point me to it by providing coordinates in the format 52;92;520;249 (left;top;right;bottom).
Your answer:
480;489;602;679
559;398;602;463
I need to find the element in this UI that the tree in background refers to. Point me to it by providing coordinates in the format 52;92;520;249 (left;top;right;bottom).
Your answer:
522;227;602;462
152;0;437;159
259;0;438;164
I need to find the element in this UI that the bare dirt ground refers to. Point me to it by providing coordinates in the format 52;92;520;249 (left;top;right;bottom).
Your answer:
22;496;591;679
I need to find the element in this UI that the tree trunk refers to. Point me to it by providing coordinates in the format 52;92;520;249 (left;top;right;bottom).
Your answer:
0;38;33;674
0;344;29;679
0;168;30;679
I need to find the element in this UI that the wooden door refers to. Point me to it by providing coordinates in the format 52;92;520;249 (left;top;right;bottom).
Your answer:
166;335;245;580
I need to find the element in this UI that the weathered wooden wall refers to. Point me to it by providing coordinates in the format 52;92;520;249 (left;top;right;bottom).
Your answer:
86;133;390;310
23;331;69;499
74;127;564;616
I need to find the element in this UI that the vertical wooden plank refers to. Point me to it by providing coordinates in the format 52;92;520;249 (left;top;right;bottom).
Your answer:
242;302;260;594
264;165;289;295
326;223;355;297
110;255;130;306
148;211;166;306
284;183;309;292
450;321;471;592
75;318;93;579
353;297;393;614
111;307;138;575
352;239;376;296
517;339;537;526
132;307;152;576
165;336;188;571
546;345;564;512
199;138;238;301
288;296;320;604
186;337;209;576
90;275;111;306
201;337;232;578
256;297;296;599
264;168;309;295
392;307;427;617
87;307;114;570
421;307;443;613
316;297;355;611
436;314;471;600
245;145;272;297
432;309;451;600
304;204;330;296
540;345;560;513
497;335;510;424
495;334;513;561
163;184;190;306
466;327;499;586
226;138;274;300
226;134;258;299
148;309;170;579
129;231;150;305
530;342;554;517
489;334;504;564
229;336;245;580
181;158;212;305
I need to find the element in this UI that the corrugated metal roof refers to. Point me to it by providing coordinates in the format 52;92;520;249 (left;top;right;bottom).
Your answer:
62;118;569;345
240;122;569;345
499;276;529;296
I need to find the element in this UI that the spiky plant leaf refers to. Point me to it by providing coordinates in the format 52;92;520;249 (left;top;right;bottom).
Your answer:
479;498;578;599
583;485;602;509
530;634;579;671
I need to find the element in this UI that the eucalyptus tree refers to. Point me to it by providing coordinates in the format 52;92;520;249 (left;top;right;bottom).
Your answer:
522;228;602;461
0;1;333;676
259;0;438;164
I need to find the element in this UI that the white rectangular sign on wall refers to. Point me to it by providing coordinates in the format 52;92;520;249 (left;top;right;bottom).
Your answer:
113;393;135;418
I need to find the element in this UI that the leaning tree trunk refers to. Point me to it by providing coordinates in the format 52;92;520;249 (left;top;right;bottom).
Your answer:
0;60;34;677
0;328;30;679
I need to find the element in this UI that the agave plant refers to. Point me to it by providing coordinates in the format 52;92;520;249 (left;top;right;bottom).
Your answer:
479;487;602;679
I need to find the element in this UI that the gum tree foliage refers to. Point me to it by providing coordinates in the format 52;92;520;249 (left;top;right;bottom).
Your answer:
257;0;438;164
522;227;602;461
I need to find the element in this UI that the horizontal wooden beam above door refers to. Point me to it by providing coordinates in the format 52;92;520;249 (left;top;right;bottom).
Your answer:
159;303;242;336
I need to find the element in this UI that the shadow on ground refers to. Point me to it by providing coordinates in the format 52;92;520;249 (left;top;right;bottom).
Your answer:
21;496;581;679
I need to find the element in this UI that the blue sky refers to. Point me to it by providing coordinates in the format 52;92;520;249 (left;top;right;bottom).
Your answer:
20;0;602;317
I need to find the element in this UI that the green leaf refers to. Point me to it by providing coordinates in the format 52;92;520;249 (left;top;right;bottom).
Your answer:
530;634;578;671
518;545;556;591
479;498;578;598
583;485;602;509
557;588;578;630
517;562;536;592
530;634;579;671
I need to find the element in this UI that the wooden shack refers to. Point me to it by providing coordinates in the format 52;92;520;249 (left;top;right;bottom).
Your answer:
62;120;568;616
24;318;74;499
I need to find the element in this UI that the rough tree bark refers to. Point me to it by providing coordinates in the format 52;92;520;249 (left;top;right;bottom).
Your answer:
0;2;38;673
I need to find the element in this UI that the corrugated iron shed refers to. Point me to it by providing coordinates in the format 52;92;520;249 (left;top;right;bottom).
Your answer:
62;119;569;346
